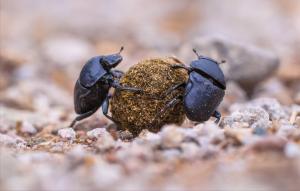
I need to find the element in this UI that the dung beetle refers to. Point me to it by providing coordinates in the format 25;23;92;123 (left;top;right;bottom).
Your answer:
70;47;142;127
155;49;226;123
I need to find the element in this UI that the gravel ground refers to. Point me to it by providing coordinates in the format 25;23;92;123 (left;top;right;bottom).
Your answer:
1;0;300;190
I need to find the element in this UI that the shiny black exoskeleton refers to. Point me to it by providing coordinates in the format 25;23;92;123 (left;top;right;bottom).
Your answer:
70;47;141;127
156;49;226;123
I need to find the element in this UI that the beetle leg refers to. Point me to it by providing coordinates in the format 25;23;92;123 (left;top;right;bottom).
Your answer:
160;82;186;99
142;82;186;100
152;95;183;125
69;107;99;127
171;64;192;72
111;70;124;79
102;94;118;123
111;79;143;93
212;110;221;124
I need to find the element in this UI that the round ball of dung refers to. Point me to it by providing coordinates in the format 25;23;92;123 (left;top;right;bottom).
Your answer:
111;57;188;136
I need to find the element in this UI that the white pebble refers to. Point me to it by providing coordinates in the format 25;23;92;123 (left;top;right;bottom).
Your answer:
94;133;115;151
225;106;270;129
20;121;37;134
87;128;109;139
251;98;288;120
58;128;76;140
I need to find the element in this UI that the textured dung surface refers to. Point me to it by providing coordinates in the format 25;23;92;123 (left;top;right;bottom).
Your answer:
111;57;188;135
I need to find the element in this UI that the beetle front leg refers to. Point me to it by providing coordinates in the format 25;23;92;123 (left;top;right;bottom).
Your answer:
171;64;192;72
111;70;124;79
151;95;183;125
144;82;186;100
212;110;221;124
102;94;118;123
160;82;186;99
111;79;143;93
69;107;99;127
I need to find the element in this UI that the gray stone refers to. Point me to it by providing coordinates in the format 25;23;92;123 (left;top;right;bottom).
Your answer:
19;121;37;134
94;132;115;151
251;98;289;120
179;36;279;92
42;36;92;66
58;128;76;141
87;128;109;140
224;106;270;129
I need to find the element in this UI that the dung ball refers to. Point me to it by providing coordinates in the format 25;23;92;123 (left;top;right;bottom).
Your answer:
111;57;188;136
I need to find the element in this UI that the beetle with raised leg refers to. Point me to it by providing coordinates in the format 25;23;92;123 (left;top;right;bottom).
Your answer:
70;47;142;127
154;49;226;124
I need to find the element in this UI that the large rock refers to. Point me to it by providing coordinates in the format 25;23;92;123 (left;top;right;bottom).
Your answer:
42;35;92;67
179;36;279;93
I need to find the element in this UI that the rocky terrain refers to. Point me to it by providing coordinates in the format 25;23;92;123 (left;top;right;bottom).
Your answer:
1;0;300;190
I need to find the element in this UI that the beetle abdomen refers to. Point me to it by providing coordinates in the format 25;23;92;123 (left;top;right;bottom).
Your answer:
184;73;225;122
74;80;108;114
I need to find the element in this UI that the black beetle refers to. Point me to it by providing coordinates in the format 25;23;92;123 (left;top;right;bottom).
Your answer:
155;49;226;123
70;47;142;127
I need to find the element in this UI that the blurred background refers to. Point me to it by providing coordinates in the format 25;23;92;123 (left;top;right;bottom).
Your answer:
1;1;300;190
1;0;300;114
0;0;300;190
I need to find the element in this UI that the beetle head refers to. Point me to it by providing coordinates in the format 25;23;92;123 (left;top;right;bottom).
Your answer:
101;46;124;70
190;49;226;90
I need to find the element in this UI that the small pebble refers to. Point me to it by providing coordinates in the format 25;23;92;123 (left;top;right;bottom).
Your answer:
19;121;37;134
58;128;76;141
180;142;200;159
224;106;270;129
87;128;109;140
251;98;288;120
160;125;184;149
118;130;134;140
94;133;115;151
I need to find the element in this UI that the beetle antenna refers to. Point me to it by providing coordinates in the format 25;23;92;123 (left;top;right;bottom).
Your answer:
119;46;124;54
192;48;202;59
